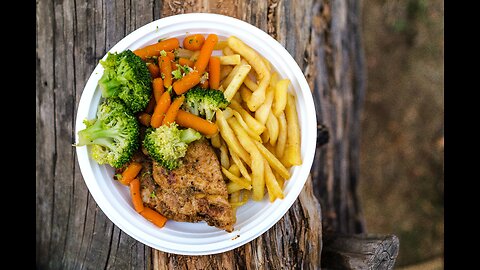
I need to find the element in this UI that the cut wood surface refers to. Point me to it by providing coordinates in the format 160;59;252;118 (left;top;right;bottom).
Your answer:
35;0;395;269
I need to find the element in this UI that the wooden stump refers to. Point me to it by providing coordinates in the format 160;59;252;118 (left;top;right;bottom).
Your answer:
36;0;398;269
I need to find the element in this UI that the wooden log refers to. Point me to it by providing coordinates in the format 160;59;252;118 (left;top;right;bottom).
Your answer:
321;234;400;270
310;0;367;236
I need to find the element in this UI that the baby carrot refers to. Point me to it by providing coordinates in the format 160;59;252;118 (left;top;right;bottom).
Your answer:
151;91;171;128
138;113;152;126
166;51;175;61
129;178;145;213
183;34;205;51
133;38;180;59
194;34;218;74
178;57;194;68
175;109;218;135
172;70;201;95
152;77;164;103
140;207;167;228
119;162;142;185
146;62;160;78
171;61;178;71
162;95;185;125
160;55;173;88
208;56;221;89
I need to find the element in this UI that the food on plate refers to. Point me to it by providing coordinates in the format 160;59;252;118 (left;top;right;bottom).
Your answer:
151;139;234;232
143;123;202;170
75;98;139;168
133;37;180;60
76;32;302;231
98;50;152;113
183;86;229;121
118;161;142;185
183;34;205;51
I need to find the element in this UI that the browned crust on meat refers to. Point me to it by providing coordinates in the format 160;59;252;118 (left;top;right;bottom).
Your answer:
118;139;235;232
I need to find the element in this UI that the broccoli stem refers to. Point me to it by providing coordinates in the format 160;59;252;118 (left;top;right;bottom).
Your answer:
99;77;123;98
180;128;202;144
77;120;123;150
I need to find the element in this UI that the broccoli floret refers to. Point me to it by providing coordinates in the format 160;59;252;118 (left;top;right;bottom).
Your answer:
76;98;139;168
143;123;202;170
183;86;229;121
98;49;152;113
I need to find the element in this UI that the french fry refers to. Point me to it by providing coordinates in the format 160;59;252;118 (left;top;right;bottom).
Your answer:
229;191;240;221
229;100;265;135
189;50;201;61
175;48;194;59
222;46;235;56
227;36;271;111
222;106;234;119
214;40;228;50
220;62;242;88
241;189;250;203
210;133;222;148
220;65;233;82
229;107;262;142
264;159;284;202
227;181;245;194
273;79;289;116
222;167;252;190
229;201;248;208
243;76;258;92
269;72;279;88
262;56;272;72
220;141;230;168
283;94;302;166
229;190;247;208
232;91;243;104
228;117;265;201
273;171;285;189
261;129;270;143
275;111;287;158
216;109;251;165
220;54;241;65
255;85;274;125
253;140;290;179
239;85;252;103
228;164;241;177
266;111;279;145
230;191;240;202
265;140;277;154
230;150;252;182
223;64;251;101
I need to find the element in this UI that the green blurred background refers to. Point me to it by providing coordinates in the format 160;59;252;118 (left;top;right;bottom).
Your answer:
359;0;444;269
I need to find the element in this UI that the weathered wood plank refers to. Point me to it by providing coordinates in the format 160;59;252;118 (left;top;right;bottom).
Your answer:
36;0;55;268
36;0;162;269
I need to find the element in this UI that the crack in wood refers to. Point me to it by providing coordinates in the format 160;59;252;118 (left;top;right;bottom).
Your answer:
267;0;279;39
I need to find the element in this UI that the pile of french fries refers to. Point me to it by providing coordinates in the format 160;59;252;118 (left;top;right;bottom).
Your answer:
206;36;302;211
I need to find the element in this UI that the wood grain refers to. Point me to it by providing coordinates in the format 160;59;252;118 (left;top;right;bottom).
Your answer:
322;234;399;269
35;0;387;269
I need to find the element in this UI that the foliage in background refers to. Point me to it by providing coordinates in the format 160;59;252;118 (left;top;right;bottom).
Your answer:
359;0;444;267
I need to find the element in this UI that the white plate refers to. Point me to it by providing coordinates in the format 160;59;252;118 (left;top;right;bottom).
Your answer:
75;13;317;255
